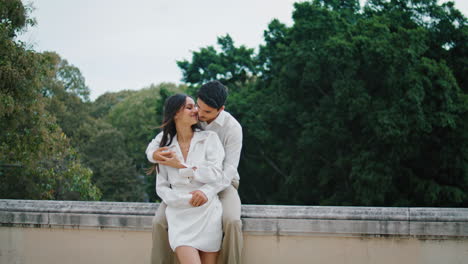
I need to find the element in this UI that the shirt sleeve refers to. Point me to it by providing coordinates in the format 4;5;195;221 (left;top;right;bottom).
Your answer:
222;122;243;182
146;132;163;163
155;166;192;208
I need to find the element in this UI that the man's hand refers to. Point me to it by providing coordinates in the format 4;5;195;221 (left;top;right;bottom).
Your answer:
160;155;185;168
153;147;174;161
189;190;208;207
153;147;185;169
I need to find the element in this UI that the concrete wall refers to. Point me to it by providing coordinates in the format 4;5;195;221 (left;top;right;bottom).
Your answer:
1;200;467;264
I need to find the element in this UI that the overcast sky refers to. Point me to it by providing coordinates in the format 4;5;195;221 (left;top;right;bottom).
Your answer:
18;0;468;101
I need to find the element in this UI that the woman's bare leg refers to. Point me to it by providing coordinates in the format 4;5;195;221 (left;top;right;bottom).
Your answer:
175;246;201;264
199;251;218;264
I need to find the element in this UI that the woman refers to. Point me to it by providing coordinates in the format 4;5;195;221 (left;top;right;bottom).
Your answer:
155;93;224;264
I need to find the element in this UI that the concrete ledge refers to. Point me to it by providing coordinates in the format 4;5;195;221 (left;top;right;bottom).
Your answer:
1;199;467;238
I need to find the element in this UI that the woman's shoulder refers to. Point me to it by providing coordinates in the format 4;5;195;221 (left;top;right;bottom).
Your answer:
195;129;218;138
194;130;223;155
194;130;220;143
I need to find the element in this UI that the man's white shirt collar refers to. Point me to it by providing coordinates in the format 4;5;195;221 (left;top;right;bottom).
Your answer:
201;110;227;128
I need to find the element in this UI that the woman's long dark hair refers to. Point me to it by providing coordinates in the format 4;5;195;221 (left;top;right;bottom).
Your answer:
147;93;201;174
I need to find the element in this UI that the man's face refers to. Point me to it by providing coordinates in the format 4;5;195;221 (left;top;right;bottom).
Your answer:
196;98;224;123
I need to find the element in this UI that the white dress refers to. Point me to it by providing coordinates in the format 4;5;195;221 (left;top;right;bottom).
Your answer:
156;130;225;252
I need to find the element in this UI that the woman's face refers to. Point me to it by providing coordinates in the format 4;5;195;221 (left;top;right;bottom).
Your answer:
174;97;198;126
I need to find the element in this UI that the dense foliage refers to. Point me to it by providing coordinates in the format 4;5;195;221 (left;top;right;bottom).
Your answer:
2;0;467;206
0;0;100;200
178;0;468;206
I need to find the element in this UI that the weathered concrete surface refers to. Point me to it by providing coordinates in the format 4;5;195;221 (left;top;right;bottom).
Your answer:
1;200;467;264
1;200;467;237
1;227;467;264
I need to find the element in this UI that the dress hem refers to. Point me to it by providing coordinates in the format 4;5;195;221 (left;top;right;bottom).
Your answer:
172;244;221;253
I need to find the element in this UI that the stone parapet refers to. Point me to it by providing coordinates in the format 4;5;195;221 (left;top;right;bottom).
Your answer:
1;199;467;238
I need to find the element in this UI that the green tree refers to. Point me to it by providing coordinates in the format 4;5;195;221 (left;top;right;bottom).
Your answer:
81;121;144;201
33;50;147;202
90;90;137;119
177;34;258;93
0;0;100;200
40;51;94;146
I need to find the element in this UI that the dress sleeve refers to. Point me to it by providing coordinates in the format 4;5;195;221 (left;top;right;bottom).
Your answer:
156;166;192;208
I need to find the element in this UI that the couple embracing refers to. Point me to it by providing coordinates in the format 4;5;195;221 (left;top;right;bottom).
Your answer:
146;81;243;264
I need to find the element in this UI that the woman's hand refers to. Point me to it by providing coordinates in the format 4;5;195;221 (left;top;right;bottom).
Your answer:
189;190;208;207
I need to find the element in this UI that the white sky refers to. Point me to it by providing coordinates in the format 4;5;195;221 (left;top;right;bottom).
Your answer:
18;0;468;101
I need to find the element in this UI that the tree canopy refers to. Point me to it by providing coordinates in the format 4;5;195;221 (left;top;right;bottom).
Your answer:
0;0;100;200
178;0;468;206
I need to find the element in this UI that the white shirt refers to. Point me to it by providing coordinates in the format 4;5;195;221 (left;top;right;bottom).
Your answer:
146;110;243;198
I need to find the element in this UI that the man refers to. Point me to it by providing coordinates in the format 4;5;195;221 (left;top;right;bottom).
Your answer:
146;81;243;264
